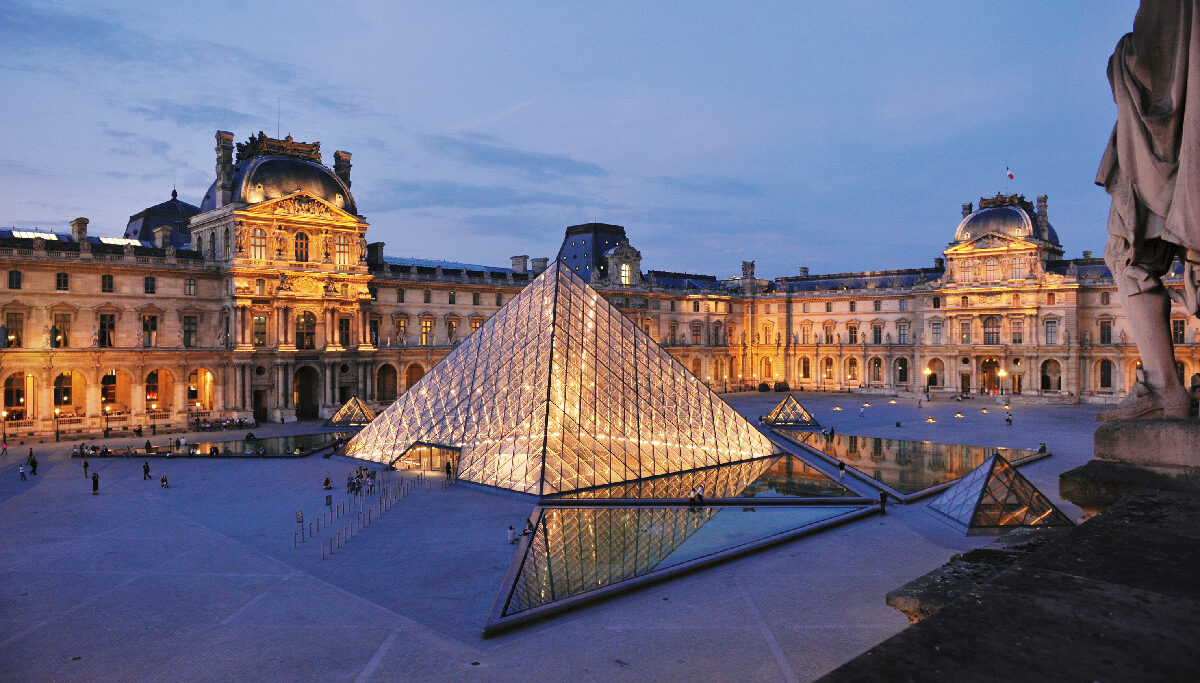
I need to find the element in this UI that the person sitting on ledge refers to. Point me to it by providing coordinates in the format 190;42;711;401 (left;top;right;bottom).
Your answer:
323;477;333;490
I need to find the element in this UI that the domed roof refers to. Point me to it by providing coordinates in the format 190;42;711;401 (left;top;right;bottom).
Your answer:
953;195;1058;245
199;155;356;214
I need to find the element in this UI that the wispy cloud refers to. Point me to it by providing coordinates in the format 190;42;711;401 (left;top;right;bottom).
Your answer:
368;179;593;211
427;133;606;181
128;101;259;129
650;174;760;197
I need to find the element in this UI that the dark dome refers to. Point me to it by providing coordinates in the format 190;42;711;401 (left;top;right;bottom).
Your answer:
199;155;356;214
954;204;1058;244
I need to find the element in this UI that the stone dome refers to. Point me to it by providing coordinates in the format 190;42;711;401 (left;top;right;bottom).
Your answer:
953;195;1059;244
199;155;356;214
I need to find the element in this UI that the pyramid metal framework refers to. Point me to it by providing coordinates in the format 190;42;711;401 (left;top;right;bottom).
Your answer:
763;395;820;428
345;262;781;495
929;454;1073;535
324;396;377;428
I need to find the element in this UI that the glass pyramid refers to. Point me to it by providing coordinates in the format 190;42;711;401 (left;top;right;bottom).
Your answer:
324;396;377;428
346;262;782;495
929;454;1074;535
763;394;820;428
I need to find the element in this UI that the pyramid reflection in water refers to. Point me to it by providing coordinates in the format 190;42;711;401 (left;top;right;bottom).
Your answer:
347;262;780;495
929;454;1074;535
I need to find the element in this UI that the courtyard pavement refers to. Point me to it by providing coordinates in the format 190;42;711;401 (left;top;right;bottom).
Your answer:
0;392;1101;682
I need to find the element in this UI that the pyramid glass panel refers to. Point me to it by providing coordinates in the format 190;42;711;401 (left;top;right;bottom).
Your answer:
763;395;821;428
346;262;781;495
929;454;1074;534
324;396;377;428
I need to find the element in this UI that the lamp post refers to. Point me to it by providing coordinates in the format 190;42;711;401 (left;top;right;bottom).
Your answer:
54;407;60;442
998;368;1008;396
1;409;7;445
103;404;111;439
150;403;157;436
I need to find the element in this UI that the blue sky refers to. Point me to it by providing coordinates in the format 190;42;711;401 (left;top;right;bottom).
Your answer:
0;0;1138;278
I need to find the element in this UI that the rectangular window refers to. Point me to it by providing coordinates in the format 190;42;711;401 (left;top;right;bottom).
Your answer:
396;318;408;343
397;289;405;303
1172;319;1185;344
142;315;157;347
824;302;832;313
1012;320;1024;344
423;290;431;304
847;325;858;343
144;276;156;294
101;274;114;293
932;297;941;309
873;300;882;312
693;300;700;312
471;319;482;333
472;292;480;306
56;272;69;291
898;323;909;344
253;316;267;346
1099;320;1112;345
496;293;502;306
338;318;351;347
53;313;70;348
4;312;23;347
448;291;457;305
1045;320;1058;345
802;303;809;313
849;301;856;312
420;319;432;346
823;327;833;344
182;315;197;348
931;322;942;345
872;324;882;344
99;314;115;348
369;319;379;346
8;270;21;289
960;322;971;344
184;278;196;296
899;299;907;311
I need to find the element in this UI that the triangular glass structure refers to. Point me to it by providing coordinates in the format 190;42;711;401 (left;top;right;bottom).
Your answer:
763;394;820;428
324;396;377;428
929;454;1073;534
346;262;781;495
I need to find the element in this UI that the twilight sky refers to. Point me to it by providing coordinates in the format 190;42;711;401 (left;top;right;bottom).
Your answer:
0;0;1139;278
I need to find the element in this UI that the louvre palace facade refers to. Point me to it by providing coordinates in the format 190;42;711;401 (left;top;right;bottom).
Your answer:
1;130;1196;440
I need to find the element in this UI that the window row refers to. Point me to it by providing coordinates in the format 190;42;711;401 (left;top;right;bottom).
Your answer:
246;228;355;265
6;271;196;295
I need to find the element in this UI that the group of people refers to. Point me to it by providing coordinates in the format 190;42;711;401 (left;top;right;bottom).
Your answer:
506;519;535;544
687;485;705;507
345;467;375;495
17;449;37;480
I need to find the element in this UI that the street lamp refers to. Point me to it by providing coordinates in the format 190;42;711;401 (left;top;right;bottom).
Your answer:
104;404;111;439
150;403;158;436
998;368;1008;396
1;409;7;445
53;407;60;442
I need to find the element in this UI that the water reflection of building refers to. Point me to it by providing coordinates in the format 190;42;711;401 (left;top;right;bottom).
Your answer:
3;129;1198;439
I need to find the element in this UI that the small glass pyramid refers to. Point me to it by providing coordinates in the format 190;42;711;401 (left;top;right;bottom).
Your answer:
929;453;1074;535
324;396;377;428
763;394;820;428
346;262;782;495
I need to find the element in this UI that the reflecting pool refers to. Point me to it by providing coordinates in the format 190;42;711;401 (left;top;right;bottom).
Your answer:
776;430;1040;496
184;432;346;457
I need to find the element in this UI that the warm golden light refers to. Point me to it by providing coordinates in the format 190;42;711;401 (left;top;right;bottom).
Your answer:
925;416;936;423
833;406;842;411
888;399;897;404
922;367;932;376
954;412;964;418
981;408;988;414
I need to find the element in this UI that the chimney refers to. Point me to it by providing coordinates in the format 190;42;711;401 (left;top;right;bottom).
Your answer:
367;241;385;265
1036;195;1049;232
797;266;810;277
935;257;945;269
531;257;548;274
215;130;235;208
1083;250;1093;259
961;202;973;218
152;225;173;249
510;255;529;274
333;150;352;188
69;217;89;242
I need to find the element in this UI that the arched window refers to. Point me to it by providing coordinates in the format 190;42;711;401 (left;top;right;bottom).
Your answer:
53;373;72;406
1041;359;1062;391
101;371;117;404
294;232;309;262
691;358;702;377
146;370;160;402
870;357;882;382
800;357;811;379
1099;360;1113;389
296;312;317;350
3;372;26;419
822;357;834;380
335;235;350;265
985;258;998;281
983;316;1001;345
894;358;909;384
960;295;969;308
761;357;773;379
223;228;230;256
250;228;267;259
846;357;859;381
620;263;631;285
1012;257;1025;280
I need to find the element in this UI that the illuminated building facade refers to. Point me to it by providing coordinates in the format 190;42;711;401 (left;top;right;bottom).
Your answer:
0;130;1196;440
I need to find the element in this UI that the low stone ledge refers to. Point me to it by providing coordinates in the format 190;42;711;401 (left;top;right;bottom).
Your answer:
1094;418;1200;472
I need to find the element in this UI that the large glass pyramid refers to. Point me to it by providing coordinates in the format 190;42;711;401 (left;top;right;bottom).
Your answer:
346;262;782;495
763;394;820;428
324;396;377;428
929;454;1074;535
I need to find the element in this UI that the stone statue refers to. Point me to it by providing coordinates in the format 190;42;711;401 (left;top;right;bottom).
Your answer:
216;328;226;347
273;230;287;255
1097;1;1200;420
277;271;291;291
89;326;97;347
358;235;368;262
41;326;49;348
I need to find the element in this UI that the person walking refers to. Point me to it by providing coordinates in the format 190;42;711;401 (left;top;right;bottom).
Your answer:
838;461;846;480
91;471;99;495
19;464;26;481
28;455;37;476
1;441;6;456
879;490;887;513
142;461;151;481
444;460;453;481
1006;412;1013;426
917;399;922;410
507;526;518;544
83;458;89;478
859;406;865;418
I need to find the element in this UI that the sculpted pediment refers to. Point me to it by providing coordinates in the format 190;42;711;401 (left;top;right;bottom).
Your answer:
944;233;1033;254
242;191;359;224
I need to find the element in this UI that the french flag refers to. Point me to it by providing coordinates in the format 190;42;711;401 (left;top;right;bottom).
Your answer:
1006;166;1014;180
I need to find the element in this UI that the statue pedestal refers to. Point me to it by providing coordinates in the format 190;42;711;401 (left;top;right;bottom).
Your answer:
1061;419;1200;516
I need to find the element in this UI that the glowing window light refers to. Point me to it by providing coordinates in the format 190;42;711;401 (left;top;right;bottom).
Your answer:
98;237;143;245
12;230;59;240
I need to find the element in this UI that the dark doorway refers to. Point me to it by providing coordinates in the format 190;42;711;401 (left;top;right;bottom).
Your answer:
980;358;1000;393
960;373;971;394
253;389;268;423
294;366;321;420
